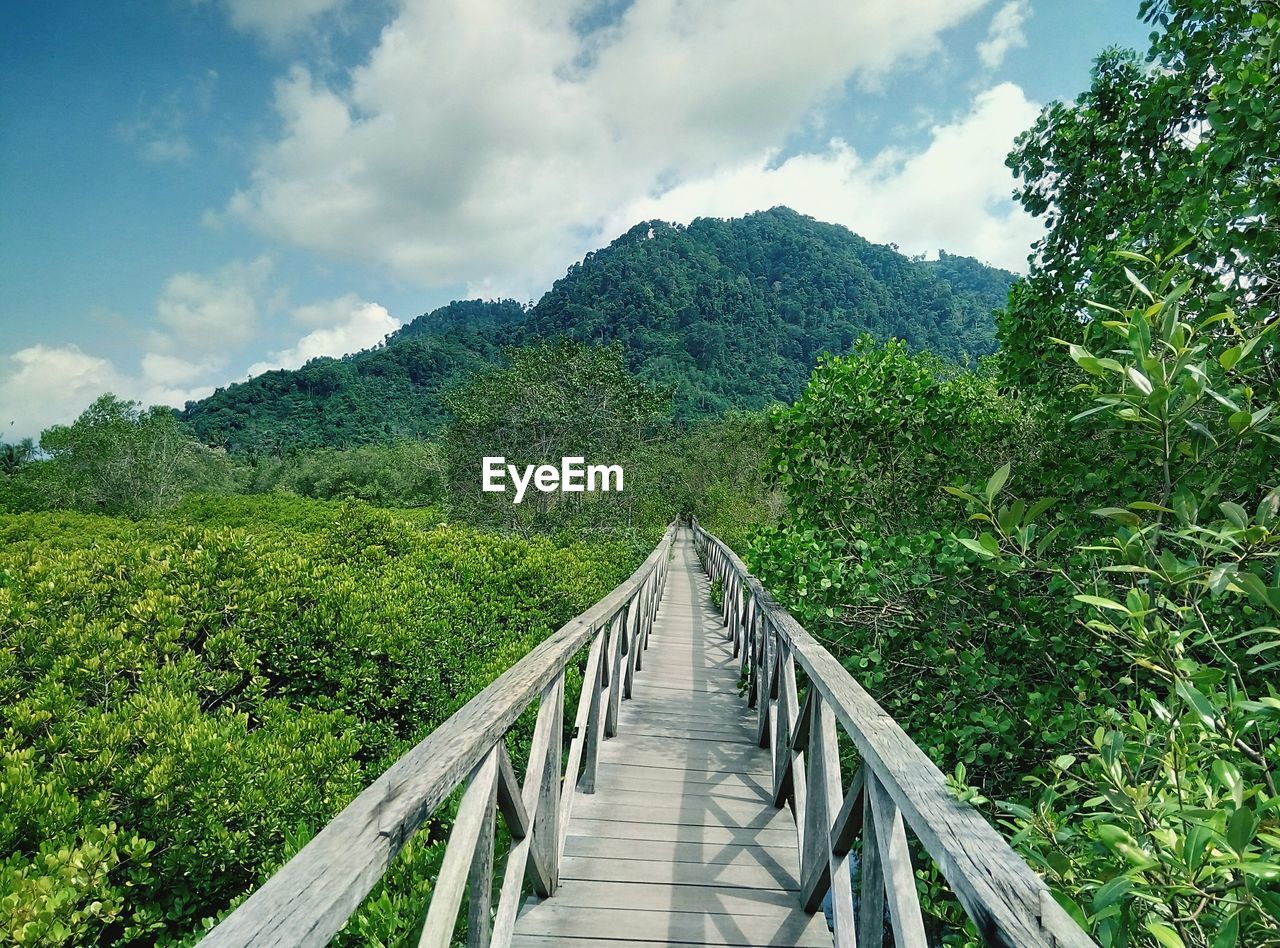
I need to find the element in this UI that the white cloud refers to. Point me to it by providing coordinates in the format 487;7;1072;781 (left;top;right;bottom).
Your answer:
0;346;126;441
153;255;273;353
117;69;218;164
200;0;351;44
977;0;1031;70
0;261;396;438
0;346;220;441
599;83;1043;272
228;0;996;292
246;294;398;377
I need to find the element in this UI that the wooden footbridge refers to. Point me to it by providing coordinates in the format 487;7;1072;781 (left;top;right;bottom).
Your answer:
204;525;1095;948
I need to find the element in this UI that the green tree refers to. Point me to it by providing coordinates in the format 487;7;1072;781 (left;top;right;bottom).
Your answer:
1002;1;1280;392
38;394;194;517
443;341;672;530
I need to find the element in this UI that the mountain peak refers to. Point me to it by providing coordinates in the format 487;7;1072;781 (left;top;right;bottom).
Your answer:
182;210;1015;453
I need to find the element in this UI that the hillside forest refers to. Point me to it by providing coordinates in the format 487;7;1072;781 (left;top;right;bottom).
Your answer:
3;1;1279;946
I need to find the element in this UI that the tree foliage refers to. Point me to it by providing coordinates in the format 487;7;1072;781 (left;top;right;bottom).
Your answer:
1002;0;1280;393
0;498;633;945
180;208;1013;455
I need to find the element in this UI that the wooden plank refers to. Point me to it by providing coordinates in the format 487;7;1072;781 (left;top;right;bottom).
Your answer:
616;710;753;731
539;878;805;915
495;742;531;839
562;835;800;868
566;818;797;848
419;747;499;948
605;613;625;738
204;527;676;948
596;783;773;808
595;748;770;777
570;799;794;830
530;674;562;894
492;677;561;948
589;767;774;798
610;724;756;744
512;904;831;947
560;629;605;848
558;855;800;891
858;787;888;948
830;766;865;857
867;772;929;948
693;524;1097;948
601;733;768;759
582;625;608;793
465;761;497;948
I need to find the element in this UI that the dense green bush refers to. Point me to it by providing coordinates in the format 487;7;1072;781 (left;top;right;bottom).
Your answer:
746;257;1278;946
0;497;633;945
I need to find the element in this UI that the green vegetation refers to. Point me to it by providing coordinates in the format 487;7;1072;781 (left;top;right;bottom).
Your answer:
0;498;633;945
3;3;1277;946
741;4;1280;944
179;208;1012;455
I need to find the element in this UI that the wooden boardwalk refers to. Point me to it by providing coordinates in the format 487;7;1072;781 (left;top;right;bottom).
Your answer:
203;521;1094;948
511;534;831;947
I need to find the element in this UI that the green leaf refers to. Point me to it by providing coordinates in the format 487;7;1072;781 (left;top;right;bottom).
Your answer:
1227;806;1257;855
1127;366;1154;395
1175;679;1217;728
1212;759;1244;807
1125;267;1155;301
958;537;996;559
942;486;981;504
1051;890;1089;930
1093;507;1142;527
1228;411;1252;435
1145;923;1186;948
1074;594;1130;614
1070;403;1114;423
1211;912;1239;948
1219;502;1249;529
1219;346;1243;371
1097;823;1156;868
1024;497;1057;524
985;463;1011;503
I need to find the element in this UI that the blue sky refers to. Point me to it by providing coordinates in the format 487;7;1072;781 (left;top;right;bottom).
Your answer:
0;0;1151;439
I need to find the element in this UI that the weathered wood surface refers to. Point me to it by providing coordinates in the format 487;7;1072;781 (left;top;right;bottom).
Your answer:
510;535;831;947
694;523;1097;948
201;528;675;948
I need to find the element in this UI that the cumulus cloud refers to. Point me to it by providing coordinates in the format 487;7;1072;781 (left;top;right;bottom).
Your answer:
0;347;125;441
153;255;273;353
228;0;996;291
977;0;1031;69
246;294;398;377
599;82;1042;272
0;346;219;441
198;0;350;44
0;258;395;438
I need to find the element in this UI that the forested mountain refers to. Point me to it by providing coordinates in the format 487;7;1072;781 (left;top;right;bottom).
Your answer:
181;207;1015;453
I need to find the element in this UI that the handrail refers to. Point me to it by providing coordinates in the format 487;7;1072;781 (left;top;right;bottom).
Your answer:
202;522;678;948
691;520;1096;948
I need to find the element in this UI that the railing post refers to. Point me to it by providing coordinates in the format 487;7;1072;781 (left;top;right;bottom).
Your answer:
605;612;625;738
866;772;929;948
580;627;607;794
621;601;638;693
755;616;773;749
533;674;563;894
418;747;500;948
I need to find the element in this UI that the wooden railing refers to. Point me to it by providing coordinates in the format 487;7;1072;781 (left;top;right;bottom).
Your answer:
692;521;1097;948
202;523;677;948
